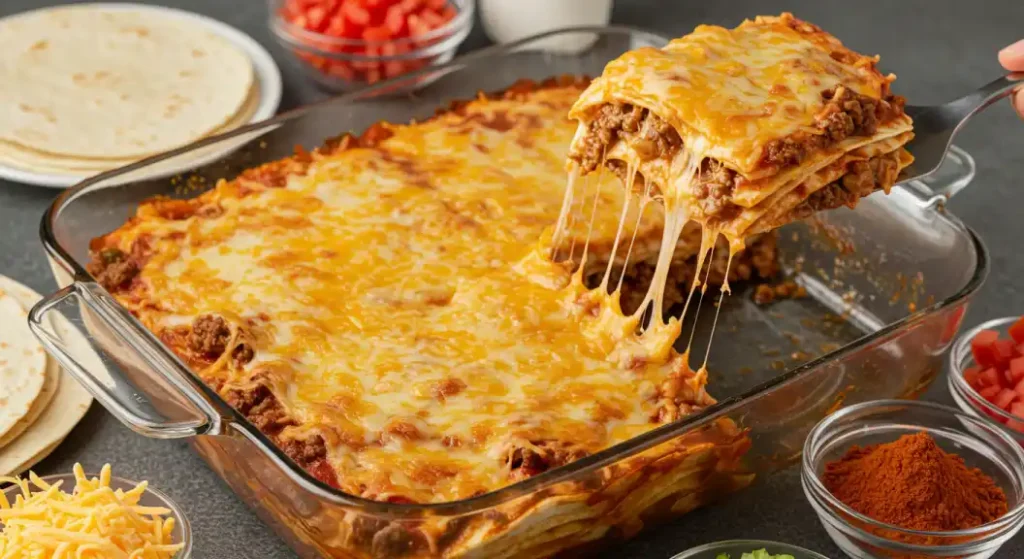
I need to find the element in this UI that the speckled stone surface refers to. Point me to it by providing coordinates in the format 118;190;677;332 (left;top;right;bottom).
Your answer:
0;1;1022;557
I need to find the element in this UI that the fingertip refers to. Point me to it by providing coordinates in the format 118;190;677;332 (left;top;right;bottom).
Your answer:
999;39;1024;71
1015;91;1024;121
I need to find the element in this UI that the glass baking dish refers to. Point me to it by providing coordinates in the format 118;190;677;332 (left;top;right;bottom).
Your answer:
29;27;986;559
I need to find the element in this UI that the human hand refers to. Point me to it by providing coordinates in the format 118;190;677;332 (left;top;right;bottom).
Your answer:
998;39;1024;119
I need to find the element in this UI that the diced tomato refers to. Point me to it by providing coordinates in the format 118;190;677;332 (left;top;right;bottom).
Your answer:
1007;357;1024;385
401;0;424;11
979;367;1002;388
964;365;983;388
383;59;407;78
1007;419;1024;433
994;388;1019;411
325;13;358;41
363;0;389;25
1014;376;1024;397
362;25;392;42
384;5;408;36
365;67;383;83
419;9;446;28
972;330;1002;368
439;5;456;21
380;41;410;56
408;13;433;36
1008;403;1024;433
342;2;372;26
1009;317;1024;344
308;5;334;31
326;61;357;80
425;0;447;9
994;339;1016;367
979;384;1002;400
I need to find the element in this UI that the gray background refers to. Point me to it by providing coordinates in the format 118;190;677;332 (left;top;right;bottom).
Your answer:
1;0;1022;557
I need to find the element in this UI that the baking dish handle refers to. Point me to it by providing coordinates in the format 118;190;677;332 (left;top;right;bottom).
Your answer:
903;144;976;206
28;282;220;439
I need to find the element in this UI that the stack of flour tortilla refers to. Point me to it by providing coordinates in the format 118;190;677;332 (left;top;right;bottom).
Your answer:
0;5;258;175
0;277;93;476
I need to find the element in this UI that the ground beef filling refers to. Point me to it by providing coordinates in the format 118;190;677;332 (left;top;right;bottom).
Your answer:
573;88;903;221
572;103;683;175
506;439;590;482
187;314;256;367
86;248;139;292
223;383;329;472
188;315;231;356
762;86;905;168
784;150;901;223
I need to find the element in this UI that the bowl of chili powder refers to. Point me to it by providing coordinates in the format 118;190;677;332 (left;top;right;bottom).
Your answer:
802;399;1024;558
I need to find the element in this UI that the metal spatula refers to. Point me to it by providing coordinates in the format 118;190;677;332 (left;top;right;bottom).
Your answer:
899;73;1023;184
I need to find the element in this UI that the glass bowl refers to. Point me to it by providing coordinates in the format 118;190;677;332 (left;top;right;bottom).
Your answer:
670;539;833;559
2;472;192;558
802;400;1024;558
268;0;475;94
948;316;1024;445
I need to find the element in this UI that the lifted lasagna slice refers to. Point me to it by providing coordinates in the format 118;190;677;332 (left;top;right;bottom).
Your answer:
566;13;914;249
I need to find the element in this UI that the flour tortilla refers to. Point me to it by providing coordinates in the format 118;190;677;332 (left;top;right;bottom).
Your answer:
0;353;57;449
0;288;48;444
0;276;93;476
0;277;59;449
0;79;262;175
3;437;64;478
0;4;254;159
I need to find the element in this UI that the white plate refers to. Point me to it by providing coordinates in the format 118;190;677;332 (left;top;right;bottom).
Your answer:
0;3;283;189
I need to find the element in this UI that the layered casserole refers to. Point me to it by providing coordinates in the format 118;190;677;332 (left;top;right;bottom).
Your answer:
567;13;914;251
80;13;919;556
87;77;774;512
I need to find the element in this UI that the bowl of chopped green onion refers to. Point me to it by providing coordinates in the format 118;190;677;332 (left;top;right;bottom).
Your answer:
670;540;832;559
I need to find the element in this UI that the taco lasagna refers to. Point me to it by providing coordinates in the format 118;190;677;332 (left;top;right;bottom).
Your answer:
567;13;914;251
85;78;771;512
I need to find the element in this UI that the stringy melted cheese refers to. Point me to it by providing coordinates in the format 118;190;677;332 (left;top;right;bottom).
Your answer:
102;85;712;503
562;13;913;324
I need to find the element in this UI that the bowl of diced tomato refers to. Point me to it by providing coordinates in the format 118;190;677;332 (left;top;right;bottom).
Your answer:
269;0;474;93
949;316;1024;441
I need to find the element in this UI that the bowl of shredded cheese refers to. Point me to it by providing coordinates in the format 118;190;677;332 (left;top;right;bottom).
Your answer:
0;463;190;558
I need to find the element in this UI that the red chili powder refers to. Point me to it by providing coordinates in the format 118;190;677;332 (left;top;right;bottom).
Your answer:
822;431;1008;531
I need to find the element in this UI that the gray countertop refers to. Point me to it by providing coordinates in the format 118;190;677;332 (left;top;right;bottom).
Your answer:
1;0;1022;557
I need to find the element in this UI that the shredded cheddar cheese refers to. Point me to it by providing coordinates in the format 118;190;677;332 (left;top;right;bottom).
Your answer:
0;464;183;559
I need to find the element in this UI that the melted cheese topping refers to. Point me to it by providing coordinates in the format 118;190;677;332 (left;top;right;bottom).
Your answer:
570;13;911;178
99;85;714;503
